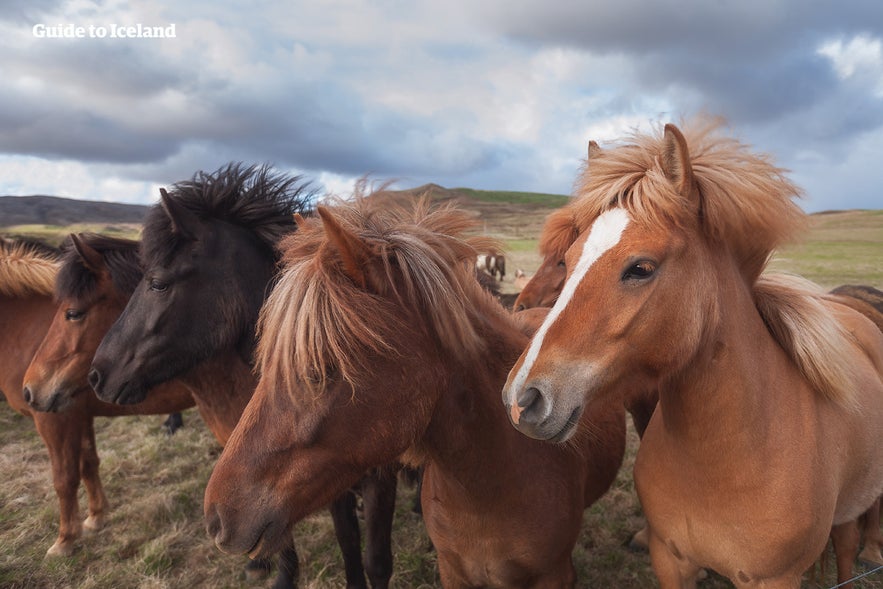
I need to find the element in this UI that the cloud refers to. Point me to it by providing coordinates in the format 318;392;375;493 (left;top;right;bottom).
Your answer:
0;0;880;213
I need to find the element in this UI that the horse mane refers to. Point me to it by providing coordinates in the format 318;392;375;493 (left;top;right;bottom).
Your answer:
538;203;579;260
754;273;861;409
142;163;315;266
571;116;807;282
0;236;60;297
256;191;503;398
56;234;142;302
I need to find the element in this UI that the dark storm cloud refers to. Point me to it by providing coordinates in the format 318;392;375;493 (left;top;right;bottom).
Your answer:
477;0;883;125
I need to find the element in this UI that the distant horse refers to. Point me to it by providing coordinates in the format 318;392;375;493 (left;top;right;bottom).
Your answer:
503;118;883;588
477;252;506;281
87;164;396;589
0;237;193;557
203;195;627;587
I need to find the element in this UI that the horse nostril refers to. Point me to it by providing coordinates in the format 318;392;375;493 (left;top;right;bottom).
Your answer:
23;386;33;405
516;386;547;425
87;368;102;392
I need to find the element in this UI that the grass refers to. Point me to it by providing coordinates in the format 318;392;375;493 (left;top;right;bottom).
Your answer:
0;223;141;246
768;210;883;289
1;204;881;588
455;188;570;208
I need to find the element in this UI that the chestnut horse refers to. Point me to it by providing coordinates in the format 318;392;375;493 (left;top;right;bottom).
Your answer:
516;144;883;569
0;237;193;557
87;164;397;588
203;196;627;587
502;119;883;588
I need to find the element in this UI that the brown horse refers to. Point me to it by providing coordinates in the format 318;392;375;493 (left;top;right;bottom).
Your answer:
503;118;883;588
86;165;396;588
203;195;627;587
0;237;194;557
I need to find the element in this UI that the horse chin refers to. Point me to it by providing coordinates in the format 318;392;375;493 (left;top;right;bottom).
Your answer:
106;380;149;405
213;518;288;560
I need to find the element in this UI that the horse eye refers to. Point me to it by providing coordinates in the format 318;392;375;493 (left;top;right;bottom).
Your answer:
557;260;566;268
65;309;85;321
622;260;656;282
149;279;169;293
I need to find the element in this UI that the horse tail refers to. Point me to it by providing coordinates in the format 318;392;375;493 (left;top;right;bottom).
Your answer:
753;273;862;411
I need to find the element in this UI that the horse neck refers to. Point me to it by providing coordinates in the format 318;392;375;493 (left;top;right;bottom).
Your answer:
0;296;54;410
422;314;554;495
655;260;805;451
178;350;256;445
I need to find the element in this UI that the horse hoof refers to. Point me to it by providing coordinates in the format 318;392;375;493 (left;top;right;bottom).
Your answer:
46;539;75;558
83;515;105;533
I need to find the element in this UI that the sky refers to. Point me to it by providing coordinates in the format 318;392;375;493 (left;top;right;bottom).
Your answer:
1;0;882;213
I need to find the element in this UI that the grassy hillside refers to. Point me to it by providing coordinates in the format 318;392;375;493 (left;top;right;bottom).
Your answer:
0;194;881;588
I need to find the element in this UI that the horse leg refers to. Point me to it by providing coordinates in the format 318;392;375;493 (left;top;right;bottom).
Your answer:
32;411;84;557
858;497;883;566
269;537;300;589
361;467;397;588
79;416;108;533
162;412;184;435
329;489;368;589
831;520;861;589
648;532;701;589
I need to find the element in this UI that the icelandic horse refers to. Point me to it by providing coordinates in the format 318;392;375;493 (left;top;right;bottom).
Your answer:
203;195;627;587
86;164;396;588
0;236;193;557
502;118;883;588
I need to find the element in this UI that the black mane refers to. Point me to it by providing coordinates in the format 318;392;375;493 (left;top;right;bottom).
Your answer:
142;163;315;266
56;234;142;302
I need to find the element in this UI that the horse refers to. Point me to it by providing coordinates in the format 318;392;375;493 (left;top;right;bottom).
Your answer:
0;237;193;557
202;195;627;587
86;164;397;589
502;118;883;588
477;252;506;281
514;143;883;568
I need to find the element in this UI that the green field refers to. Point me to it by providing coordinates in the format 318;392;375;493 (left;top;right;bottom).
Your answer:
0;202;881;588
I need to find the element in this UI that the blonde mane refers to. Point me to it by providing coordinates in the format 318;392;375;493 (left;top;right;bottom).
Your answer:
0;237;60;297
255;193;503;400
754;274;864;409
571;116;806;282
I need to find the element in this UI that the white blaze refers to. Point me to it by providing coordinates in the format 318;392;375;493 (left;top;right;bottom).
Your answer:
508;207;630;397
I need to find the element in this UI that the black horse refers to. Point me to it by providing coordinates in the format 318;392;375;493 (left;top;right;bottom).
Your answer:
89;164;396;589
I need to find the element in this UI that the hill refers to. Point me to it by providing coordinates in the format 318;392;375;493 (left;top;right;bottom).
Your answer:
0;195;149;226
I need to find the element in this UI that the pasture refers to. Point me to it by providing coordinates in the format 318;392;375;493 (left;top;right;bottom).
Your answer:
0;196;880;588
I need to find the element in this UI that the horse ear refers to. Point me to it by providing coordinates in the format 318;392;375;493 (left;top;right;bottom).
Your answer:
70;233;105;274
662;124;694;198
317;206;371;290
293;212;307;228
588;140;602;160
159;187;199;240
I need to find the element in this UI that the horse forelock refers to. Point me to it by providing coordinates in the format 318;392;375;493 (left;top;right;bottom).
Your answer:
754;273;864;410
571;116;806;281
142;163;314;268
56;234;142;302
256;194;510;403
0;237;60;297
